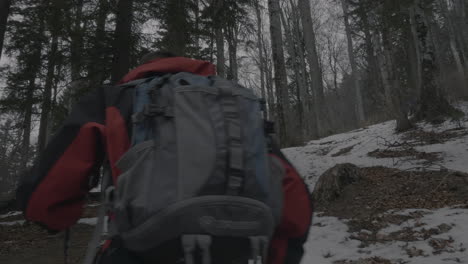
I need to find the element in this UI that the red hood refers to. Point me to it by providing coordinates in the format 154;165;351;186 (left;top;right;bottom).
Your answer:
118;57;216;84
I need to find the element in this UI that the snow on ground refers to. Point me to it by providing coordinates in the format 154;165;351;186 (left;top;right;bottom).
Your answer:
77;217;98;225
283;102;468;264
0;211;21;219
302;208;468;264
283;102;468;190
0;220;25;226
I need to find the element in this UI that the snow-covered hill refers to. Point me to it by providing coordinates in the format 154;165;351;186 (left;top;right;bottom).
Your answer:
284;102;468;264
284;102;468;189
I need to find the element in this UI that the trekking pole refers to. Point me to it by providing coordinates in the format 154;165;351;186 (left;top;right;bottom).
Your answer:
64;228;70;264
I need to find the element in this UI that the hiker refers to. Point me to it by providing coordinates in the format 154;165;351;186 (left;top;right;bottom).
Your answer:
16;52;312;264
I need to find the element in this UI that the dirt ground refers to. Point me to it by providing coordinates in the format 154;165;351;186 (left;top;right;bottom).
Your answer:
1;167;468;264
316;166;468;221
0;223;94;264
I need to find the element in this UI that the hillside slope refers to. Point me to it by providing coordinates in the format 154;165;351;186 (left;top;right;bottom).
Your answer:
283;102;468;264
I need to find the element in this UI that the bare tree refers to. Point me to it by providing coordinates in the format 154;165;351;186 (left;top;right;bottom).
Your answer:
38;1;62;152
165;0;189;56
341;0;365;125
212;0;226;78
412;0;455;121
254;0;267;103
88;0;111;84
298;0;330;137
111;0;134;84
268;0;291;145
225;24;239;81
281;5;309;141
0;0;11;60
438;0;467;88
69;0;85;81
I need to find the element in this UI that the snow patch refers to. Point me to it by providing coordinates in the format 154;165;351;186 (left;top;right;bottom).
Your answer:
301;208;468;264
283;102;468;190
0;220;25;226
77;217;97;226
0;211;22;219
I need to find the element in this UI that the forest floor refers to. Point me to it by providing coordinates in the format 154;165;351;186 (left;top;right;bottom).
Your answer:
283;101;468;263
1;102;468;264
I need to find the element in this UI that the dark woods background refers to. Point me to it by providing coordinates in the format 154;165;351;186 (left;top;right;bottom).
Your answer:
0;0;467;204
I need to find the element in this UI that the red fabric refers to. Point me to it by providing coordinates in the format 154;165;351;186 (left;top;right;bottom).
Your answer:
268;155;312;264
105;106;130;182
118;57;216;84
26;123;105;230
269;237;288;264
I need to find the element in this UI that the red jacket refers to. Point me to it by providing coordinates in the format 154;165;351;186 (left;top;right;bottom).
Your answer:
17;57;312;264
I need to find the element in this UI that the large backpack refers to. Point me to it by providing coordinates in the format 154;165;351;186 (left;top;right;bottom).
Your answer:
89;72;284;264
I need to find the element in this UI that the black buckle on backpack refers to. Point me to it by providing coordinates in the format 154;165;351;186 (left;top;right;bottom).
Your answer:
143;104;162;116
143;104;174;118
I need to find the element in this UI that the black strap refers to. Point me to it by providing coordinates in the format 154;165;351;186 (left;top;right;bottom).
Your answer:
218;85;245;195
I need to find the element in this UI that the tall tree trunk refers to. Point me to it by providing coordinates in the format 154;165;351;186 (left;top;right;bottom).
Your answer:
215;27;225;78
452;0;468;63
22;79;35;162
0;0;11;60
409;6;423;97
438;0;466;88
38;35;59;152
298;0;327;137
39;0;62;152
263;39;275;121
21;11;45;162
341;0;365;125
165;0;188;56
212;0;225;78
88;0;110;84
413;1;454;121
254;1;267;106
281;8;308;141
288;0;316;138
194;0;200;53
70;0;84;81
359;4;385;112
111;0;134;84
226;25;238;81
268;0;291;145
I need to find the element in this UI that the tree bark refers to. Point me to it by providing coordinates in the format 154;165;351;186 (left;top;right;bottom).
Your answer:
254;1;267;105
268;0;291;145
21;11;45;162
289;0;317;138
213;0;225;78
165;0;188;56
215;27;225;78
88;0;110;84
263;39;275;121
409;5;423;97
22;79;35;162
38;35;59;152
341;0;365;125
359;3;385;110
281;7;308;140
0;0;11;60
298;0;327;137
70;0;84;81
438;0;466;88
111;0;134;84
226;24;238;81
413;1;455;121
